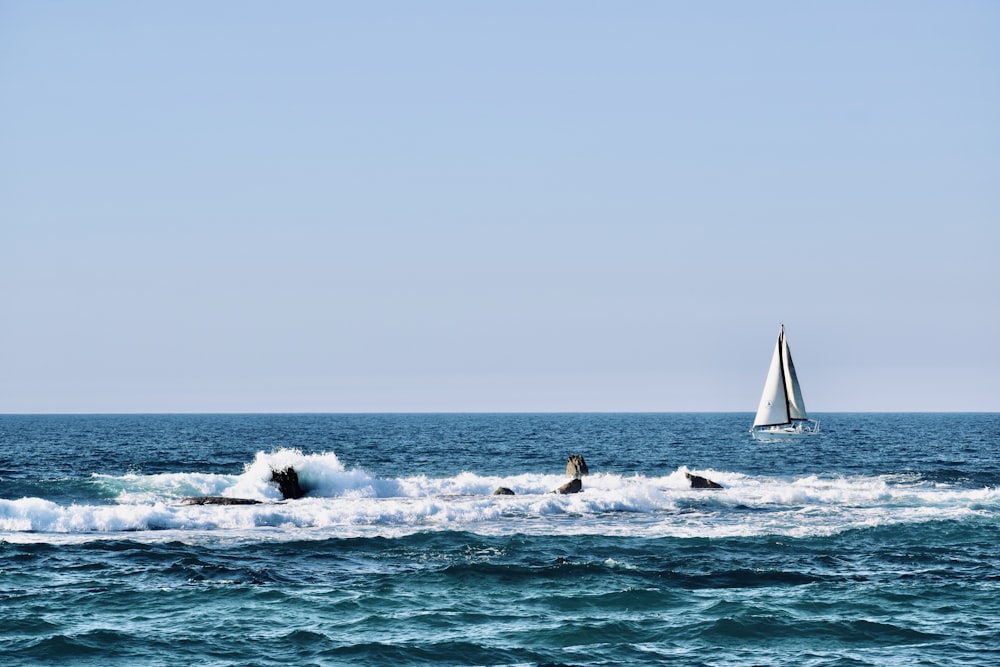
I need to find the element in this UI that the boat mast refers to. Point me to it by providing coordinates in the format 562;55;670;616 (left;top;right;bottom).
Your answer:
778;324;793;425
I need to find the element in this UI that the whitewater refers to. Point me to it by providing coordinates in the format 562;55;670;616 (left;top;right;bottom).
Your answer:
3;448;995;541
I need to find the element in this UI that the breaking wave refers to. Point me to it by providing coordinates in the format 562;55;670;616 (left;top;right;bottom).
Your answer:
2;448;996;541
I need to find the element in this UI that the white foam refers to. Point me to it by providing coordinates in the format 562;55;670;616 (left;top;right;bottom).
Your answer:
2;449;997;543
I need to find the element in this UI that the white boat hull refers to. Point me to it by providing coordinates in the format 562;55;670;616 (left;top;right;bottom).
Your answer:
750;420;820;441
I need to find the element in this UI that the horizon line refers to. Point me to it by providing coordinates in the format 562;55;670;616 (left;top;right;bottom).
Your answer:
1;410;996;416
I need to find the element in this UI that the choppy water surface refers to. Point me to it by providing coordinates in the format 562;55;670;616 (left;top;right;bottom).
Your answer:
1;413;998;665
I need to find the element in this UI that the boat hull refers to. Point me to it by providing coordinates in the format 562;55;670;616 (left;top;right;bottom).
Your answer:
750;420;820;441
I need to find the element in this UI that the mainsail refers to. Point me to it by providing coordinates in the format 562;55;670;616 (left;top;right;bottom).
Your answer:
753;324;811;429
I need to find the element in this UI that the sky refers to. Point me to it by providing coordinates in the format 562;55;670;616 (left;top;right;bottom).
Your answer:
1;1;998;413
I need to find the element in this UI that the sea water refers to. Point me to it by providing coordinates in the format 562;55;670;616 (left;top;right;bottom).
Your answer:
1;413;997;666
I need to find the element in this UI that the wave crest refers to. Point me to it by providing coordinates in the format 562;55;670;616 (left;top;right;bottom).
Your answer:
2;448;996;541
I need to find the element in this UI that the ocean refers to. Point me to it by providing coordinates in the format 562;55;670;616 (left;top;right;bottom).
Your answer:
1;413;997;666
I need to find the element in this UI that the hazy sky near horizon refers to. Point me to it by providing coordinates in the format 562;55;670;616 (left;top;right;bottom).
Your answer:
2;1;998;413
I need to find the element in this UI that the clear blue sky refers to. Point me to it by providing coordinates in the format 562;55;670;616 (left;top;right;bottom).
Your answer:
2;1;997;413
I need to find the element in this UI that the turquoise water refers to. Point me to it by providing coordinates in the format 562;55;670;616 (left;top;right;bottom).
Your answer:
2;413;998;665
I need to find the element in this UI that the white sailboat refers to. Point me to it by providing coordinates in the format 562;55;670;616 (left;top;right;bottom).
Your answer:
750;324;820;440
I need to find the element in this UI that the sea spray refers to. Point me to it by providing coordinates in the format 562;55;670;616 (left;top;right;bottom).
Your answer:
3;455;995;538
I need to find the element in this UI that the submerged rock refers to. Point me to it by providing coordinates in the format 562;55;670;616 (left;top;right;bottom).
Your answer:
566;454;589;479
271;466;305;499
182;496;261;505
493;487;515;495
552;478;583;494
686;472;724;489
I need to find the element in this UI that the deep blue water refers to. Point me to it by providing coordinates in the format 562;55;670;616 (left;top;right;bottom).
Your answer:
1;413;998;666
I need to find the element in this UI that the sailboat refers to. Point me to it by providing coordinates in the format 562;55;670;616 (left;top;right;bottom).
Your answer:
750;324;820;440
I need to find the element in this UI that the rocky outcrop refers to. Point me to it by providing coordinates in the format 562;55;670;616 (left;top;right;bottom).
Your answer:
566;454;589;479
493;487;515;495
686;472;724;489
271;466;305;499
183;466;306;505
552;478;583;494
182;496;261;505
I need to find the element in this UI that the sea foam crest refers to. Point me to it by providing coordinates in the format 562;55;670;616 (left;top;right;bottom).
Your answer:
231;449;379;500
1;449;996;540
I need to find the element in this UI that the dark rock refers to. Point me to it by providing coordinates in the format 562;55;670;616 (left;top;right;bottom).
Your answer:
493;487;515;495
552;478;583;494
566;454;589;478
686;472;724;489
271;466;305;499
183;496;262;505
